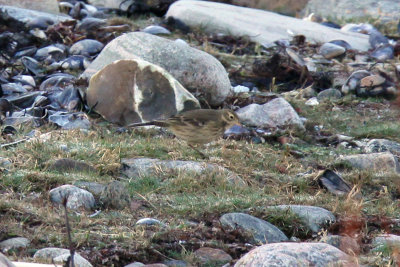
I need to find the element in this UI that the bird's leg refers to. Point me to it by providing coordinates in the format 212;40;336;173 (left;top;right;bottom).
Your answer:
188;144;208;159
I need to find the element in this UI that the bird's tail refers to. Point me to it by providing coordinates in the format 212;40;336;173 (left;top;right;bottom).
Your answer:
126;120;168;127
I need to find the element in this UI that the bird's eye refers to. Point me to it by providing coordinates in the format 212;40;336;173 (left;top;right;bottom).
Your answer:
229;114;234;120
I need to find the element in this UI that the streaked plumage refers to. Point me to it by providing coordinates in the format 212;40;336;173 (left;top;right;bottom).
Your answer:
127;109;241;145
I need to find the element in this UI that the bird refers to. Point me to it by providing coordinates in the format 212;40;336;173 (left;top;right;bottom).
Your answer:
126;109;241;157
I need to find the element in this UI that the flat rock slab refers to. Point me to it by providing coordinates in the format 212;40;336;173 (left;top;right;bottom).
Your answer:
82;32;232;106
0;0;60;14
339;152;400;173
235;242;352;266
220;212;288;244
166;0;370;51
372;234;400;250
121;158;245;185
267;205;336;233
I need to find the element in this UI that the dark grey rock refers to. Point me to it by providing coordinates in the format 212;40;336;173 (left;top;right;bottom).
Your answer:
69;39;104;56
319;43;346;59
49;112;91;130
220;212;288;244
74;181;105;197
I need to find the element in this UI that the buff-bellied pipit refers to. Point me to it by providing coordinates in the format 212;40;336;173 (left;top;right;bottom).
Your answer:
127;109;241;157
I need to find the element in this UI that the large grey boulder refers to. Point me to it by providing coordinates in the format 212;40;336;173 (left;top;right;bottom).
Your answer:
82;32;232;106
235;242;352;266
86;59;200;125
166;0;370;51
121;158;245;185
0;0;60;14
220;212;288;244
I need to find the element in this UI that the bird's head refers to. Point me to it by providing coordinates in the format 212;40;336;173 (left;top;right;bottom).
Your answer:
221;109;241;129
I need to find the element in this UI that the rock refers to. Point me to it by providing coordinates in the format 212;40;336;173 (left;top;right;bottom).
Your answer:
305;97;319;106
372;234;400;250
99;180;131;209
339;152;400;173
0;0;60;14
142;25;171;35
121;158;245;185
33;247;70;259
0;252;14;267
236;98;304;131
48;158;96;173
82;32;232;106
220;212;288;244
317;88;342;100
125;263;145;267
69;39;104;57
319;43;346;59
232;85;250;94
371;45;394;61
321;235;360;254
0;6;72;30
318;170;352;196
303;0;400;33
365;139;400;157
53;253;93;267
163;260;188;267
0;237;30;252
166;1;370;51
341;70;371;95
235;242;352;266
74;181;105;197
267;205;336;233
34;45;65;61
194;247;232;265
136;218;164;226
86;59;199;125
360;75;386;87
48;112;91;130
33;248;93;267
0;157;12;167
49;184;95;210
